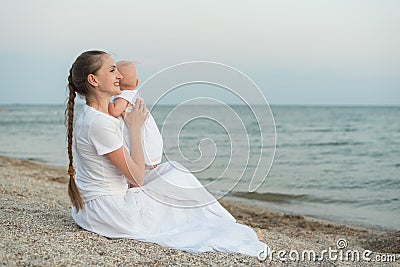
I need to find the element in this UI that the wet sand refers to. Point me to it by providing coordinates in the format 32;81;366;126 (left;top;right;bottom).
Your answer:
0;156;398;266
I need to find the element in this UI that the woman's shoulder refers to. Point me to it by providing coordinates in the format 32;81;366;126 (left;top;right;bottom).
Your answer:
84;105;121;128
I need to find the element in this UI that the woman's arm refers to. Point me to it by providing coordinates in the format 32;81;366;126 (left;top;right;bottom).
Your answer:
106;98;148;186
106;146;144;186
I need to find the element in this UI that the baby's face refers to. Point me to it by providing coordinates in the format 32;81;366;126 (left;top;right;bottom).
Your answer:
118;64;139;90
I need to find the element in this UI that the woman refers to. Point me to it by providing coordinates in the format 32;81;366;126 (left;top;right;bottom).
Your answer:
66;50;269;257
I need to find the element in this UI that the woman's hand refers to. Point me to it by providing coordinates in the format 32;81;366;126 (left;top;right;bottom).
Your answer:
114;98;148;186
123;98;149;130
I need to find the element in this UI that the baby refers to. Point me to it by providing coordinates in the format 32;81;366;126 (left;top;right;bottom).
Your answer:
109;61;163;172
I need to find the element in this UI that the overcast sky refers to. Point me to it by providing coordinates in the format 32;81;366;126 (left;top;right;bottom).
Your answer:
0;0;399;105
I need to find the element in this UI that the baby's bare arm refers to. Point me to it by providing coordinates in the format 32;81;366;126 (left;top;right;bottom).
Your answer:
108;98;129;117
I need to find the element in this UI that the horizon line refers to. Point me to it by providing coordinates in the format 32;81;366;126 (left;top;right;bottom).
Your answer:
1;102;399;107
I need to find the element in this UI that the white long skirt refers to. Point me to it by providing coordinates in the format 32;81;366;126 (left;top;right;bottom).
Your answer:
72;161;268;257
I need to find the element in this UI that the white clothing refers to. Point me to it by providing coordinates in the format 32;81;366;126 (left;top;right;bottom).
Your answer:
72;105;269;257
115;90;163;165
74;105;127;202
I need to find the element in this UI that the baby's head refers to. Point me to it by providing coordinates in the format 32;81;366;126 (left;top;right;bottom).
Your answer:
117;61;139;90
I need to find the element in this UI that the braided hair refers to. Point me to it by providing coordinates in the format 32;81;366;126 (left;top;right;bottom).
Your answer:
65;50;107;212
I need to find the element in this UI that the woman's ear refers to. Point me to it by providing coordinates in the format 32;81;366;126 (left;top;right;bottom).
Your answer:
87;74;98;87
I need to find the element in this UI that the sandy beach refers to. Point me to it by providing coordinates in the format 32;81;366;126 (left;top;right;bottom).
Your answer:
0;155;398;266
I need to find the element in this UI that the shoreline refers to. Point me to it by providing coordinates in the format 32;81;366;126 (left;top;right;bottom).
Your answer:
224;194;397;233
1;155;399;266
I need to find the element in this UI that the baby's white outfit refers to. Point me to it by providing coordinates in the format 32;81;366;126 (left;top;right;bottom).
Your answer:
115;90;163;166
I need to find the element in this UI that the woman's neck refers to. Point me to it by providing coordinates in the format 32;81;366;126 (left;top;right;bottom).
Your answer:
86;96;110;114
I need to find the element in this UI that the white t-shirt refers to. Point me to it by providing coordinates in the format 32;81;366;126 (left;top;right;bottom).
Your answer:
115;90;163;166
74;105;128;202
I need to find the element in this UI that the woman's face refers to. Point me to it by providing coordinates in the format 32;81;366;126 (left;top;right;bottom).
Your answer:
93;54;123;96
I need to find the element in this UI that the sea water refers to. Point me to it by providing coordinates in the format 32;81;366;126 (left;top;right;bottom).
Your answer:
0;104;399;230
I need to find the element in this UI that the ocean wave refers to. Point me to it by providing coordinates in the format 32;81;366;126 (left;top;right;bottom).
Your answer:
306;141;363;147
0;120;64;126
232;191;357;205
232;191;307;204
278;141;365;148
304;128;333;132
